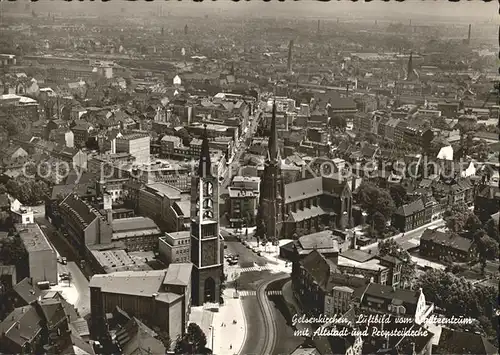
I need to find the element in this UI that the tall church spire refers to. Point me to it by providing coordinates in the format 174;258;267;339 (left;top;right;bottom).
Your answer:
198;124;212;177
406;51;415;81
268;101;279;162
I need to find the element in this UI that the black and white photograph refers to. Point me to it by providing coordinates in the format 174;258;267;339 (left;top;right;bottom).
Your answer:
0;1;498;354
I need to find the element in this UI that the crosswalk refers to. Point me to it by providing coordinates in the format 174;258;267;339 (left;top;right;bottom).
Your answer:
238;265;272;273
236;290;283;297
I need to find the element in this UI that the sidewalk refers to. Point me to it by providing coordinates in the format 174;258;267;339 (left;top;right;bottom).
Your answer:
211;288;247;355
188;288;247;355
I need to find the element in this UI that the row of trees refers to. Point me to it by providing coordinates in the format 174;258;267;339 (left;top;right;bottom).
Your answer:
443;202;499;271
0;179;49;205
416;269;498;339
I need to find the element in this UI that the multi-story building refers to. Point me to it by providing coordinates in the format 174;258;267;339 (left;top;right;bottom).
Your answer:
116;133;151;165
138;182;190;232
293;250;368;317
90;265;192;348
391;198;431;232
111;217;161;252
227;188;259;228
16;224;58;285
58;193;113;255
357;283;434;326
160;135;182;158
158;231;191;265
420;228;477;262
0;94;40;132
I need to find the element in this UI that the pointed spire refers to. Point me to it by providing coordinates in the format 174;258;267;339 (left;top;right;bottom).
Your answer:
268;101;279;162
406;51;414;81
198;124;212;177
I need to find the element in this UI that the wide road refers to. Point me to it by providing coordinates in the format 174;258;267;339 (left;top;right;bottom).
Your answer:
241;273;289;355
360;218;445;255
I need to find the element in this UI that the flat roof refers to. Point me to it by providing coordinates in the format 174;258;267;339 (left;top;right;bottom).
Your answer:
163;231;190;240
16;224;54;253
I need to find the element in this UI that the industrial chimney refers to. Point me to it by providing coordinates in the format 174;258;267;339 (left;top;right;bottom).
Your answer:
467;24;471;45
287;40;293;74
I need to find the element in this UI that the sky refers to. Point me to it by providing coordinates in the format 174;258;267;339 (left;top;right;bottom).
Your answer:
14;0;500;24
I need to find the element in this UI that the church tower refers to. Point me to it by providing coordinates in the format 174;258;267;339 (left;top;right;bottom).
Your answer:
256;102;284;243
190;125;222;306
406;51;416;81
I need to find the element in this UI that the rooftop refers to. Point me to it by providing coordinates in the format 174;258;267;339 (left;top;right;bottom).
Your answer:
112;217;159;233
16;224;54;253
91;249;151;273
162;263;192;286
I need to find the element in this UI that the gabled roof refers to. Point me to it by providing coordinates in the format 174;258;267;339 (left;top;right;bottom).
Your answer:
12;278;43;305
436;328;498;355
0;306;42;348
395;198;425;217
300;250;340;292
163;263;192;286
421;229;473;252
361;282;420;306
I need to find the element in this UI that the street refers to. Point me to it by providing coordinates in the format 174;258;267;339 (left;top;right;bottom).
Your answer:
360;218;446;255
37;217;91;316
221;107;262;190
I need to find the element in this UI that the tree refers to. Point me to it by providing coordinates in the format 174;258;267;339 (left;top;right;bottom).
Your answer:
483;217;499;243
174;323;208;355
378;239;416;286
389;185;408;207
357;182;396;220
443;202;470;233
475;231;499;261
469;139;491;161
372;211;386;233
416;269;498;338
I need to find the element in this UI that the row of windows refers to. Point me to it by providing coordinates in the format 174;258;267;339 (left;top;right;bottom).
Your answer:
175;248;189;255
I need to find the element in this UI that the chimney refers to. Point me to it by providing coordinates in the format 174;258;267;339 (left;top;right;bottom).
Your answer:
287;40;293;74
351;232;357;249
467;24;471;45
15;322;20;330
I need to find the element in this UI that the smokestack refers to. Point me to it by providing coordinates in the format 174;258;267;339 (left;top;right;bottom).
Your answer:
317;19;320;34
467;24;471;44
287;40;293;74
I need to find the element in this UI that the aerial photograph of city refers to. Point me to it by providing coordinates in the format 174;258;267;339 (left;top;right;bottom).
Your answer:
0;0;498;354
